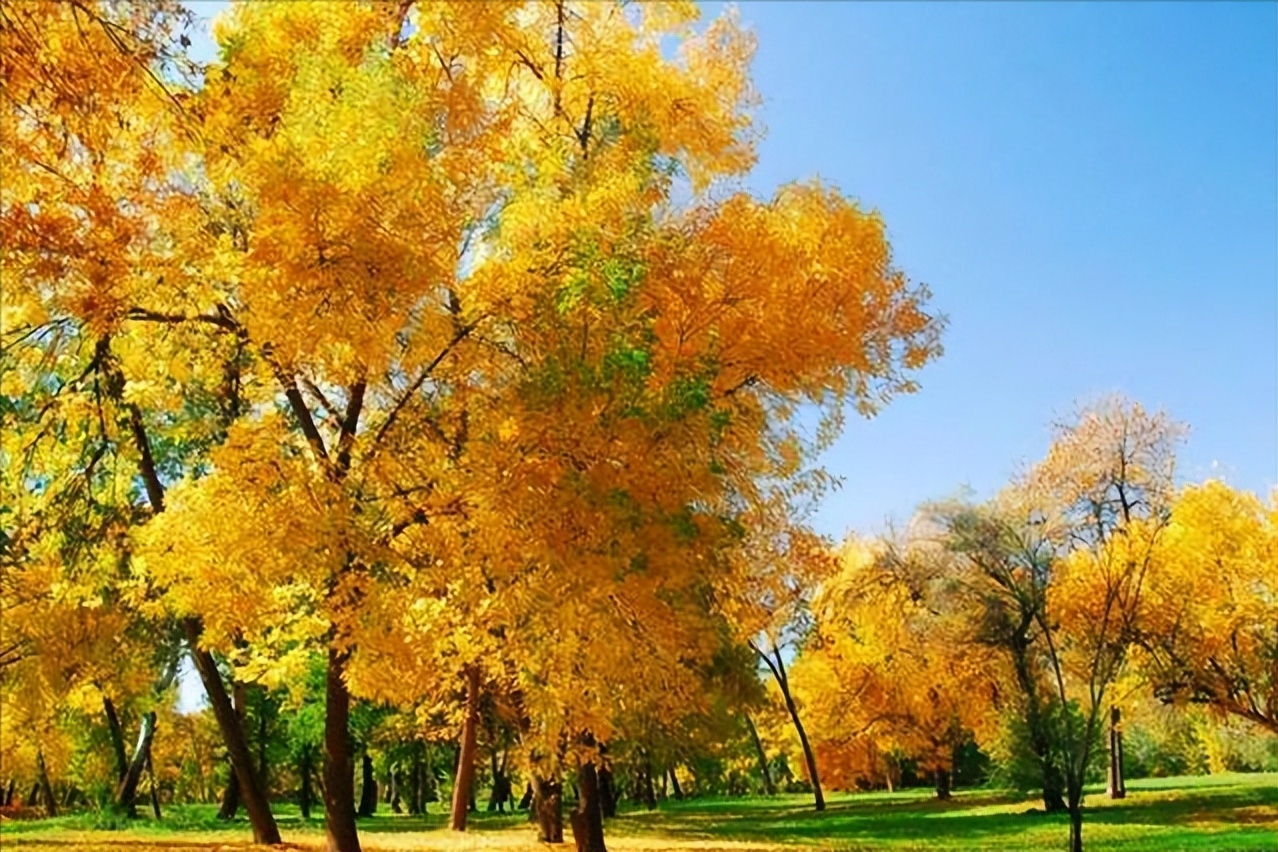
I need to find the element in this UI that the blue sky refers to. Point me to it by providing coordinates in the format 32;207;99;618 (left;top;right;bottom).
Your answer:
186;1;1276;538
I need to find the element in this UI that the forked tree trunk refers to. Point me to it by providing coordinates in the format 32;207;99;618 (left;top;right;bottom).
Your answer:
533;776;564;843
569;760;606;852
1107;706;1126;800
322;645;361;852
1068;790;1084;852
358;752;377;817
753;641;824;811
744;715;775;795
450;665;481;831
115;712;156;813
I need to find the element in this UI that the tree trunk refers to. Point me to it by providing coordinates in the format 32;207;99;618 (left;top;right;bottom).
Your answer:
184;620;281;844
774;664;823;809
146;751;162;819
27;783;40;808
358;752;377;817
37;750;56;818
390;767;403;813
300;748;314;820
1010;643;1067;813
103;697;129;785
518;782;534;811
322;645;361;852
744;714;775;795
569;760;607;852
533;776;564;843
640;758;656;810
668;767;683;800
256;692;269;796
217;768;240;820
934;766;952;800
1068;791;1084;852
450;665;481;831
115;711;156;813
1107;706;1125;800
4;778;15;806
487;749;509;812
408;753;423;815
598;766;617;818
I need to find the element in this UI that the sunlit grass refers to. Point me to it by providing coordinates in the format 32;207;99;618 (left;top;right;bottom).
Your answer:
2;772;1274;851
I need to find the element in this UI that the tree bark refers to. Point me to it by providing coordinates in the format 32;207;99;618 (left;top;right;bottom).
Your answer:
322;645;361;852
518;782;534;811
185;621;281;843
37;750;56;818
640;758;656;810
146;751;162;819
533;776;564;843
450;665;481;831
390;767;403;813
4;778;15;806
744;714;775;795
569;760;607;852
256;691;269;796
1106;706;1125;800
217;680;246;820
358;752;377;817
115;711;156;813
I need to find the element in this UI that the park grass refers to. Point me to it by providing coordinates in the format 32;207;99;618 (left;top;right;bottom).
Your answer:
1;772;1274;851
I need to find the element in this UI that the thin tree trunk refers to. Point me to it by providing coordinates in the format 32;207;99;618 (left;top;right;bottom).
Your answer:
358;752;377;817
668;767;683;800
115;711;156;812
1068;789;1084;852
753;641;824;811
107;352;278;844
408;753;423;815
37;750;56;818
569;759;607;852
27;783;40;808
533;776;564;843
185;621;281;843
518;782;534;811
146;751;162;819
744;714;775;795
1107;706;1125;800
300;748;314;820
390;767;402;813
103;697;129;784
256;692;269;796
322;644;361;852
450;665;480;831
640;758;656;810
5;778;15;806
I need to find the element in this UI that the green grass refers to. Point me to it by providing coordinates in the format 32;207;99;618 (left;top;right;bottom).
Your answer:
2;772;1274;851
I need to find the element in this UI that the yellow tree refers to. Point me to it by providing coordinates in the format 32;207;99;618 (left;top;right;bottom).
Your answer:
1138;481;1277;735
13;5;942;852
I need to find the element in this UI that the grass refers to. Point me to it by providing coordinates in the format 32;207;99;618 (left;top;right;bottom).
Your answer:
1;772;1274;851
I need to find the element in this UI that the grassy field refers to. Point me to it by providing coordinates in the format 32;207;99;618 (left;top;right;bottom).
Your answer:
1;772;1274;851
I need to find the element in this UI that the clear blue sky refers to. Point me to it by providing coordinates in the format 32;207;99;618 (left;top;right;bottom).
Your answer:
187;1;1277;539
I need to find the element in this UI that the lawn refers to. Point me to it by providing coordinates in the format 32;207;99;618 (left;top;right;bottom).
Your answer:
1;773;1274;851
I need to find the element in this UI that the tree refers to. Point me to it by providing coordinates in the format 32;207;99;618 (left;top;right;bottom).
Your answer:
1138;481;1277;735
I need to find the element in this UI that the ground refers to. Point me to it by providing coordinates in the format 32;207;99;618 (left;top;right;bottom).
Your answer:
1;773;1274;851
